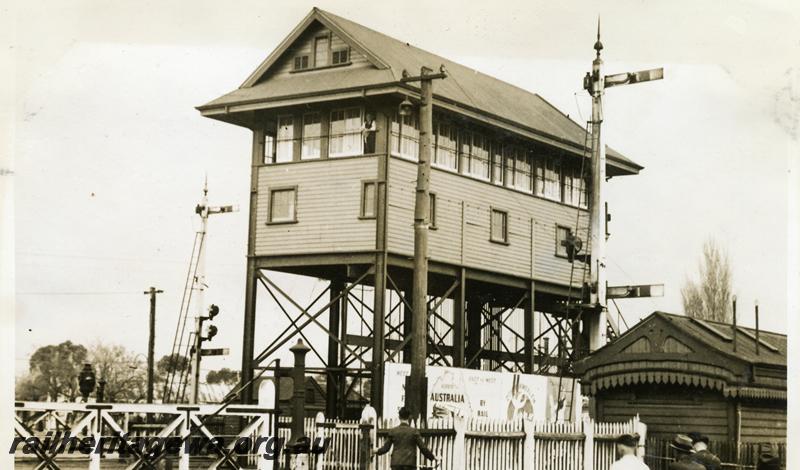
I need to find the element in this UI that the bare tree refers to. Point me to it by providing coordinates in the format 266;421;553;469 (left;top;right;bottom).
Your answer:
681;238;733;323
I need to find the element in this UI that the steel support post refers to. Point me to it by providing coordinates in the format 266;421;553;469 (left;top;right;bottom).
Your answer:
453;268;466;367
327;279;343;417
524;282;536;373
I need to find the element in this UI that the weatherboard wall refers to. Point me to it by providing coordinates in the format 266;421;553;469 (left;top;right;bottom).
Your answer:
387;157;586;286
254;157;378;256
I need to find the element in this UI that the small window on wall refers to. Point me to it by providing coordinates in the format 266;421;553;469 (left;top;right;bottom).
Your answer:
360;181;377;219
293;55;309;71
268;187;297;224
555;225;572;258
429;193;437;229
332;48;349;65
301;113;321;160
490;208;508;244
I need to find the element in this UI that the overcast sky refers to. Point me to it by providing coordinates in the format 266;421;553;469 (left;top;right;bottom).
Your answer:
4;0;799;378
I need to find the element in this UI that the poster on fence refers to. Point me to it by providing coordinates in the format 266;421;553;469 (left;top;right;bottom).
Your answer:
383;363;577;421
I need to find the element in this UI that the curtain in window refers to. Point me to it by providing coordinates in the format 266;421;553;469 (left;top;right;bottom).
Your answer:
470;133;490;180
276;116;294;163
391;113;419;160
434;122;458;170
301;113;321;159
330;108;362;157
491;210;507;242
544;157;561;201
514;151;532;193
491;143;503;185
270;189;295;222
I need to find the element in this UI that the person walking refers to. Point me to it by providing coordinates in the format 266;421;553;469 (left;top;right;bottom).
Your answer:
687;432;721;470
610;433;650;470
373;407;439;470
668;434;704;470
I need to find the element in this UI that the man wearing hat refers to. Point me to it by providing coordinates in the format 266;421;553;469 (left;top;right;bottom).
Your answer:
687;432;721;470
610;433;650;470
668;434;704;470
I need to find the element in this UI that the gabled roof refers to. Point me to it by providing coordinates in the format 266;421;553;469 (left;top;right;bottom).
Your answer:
577;311;786;399
198;8;642;175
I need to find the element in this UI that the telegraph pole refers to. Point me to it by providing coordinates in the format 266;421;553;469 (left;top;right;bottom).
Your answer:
583;21;663;351
400;65;447;419
143;286;163;404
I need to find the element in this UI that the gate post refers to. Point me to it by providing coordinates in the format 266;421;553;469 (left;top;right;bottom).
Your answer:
359;405;377;470
453;414;466;470
522;418;535;470
582;414;594;470
634;415;647;460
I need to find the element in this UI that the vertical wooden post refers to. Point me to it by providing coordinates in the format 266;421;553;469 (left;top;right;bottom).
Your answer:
89;408;101;470
372;109;390;413
179;408;191;470
453;268;466;367
403;288;414;363
582;414;594;470
327;280;343;418
314;412;326;470
522;418;535;470
359;405;377;470
453;413;467;469
408;67;435;418
242;129;263;404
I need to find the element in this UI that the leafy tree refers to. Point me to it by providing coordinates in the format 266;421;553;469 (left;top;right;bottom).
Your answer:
681;238;733;323
15;374;48;401
88;343;148;403
157;353;189;376
27;341;88;401
206;368;240;385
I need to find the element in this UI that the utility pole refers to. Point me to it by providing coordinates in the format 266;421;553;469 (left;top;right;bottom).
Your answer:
399;65;447;419
583;21;663;351
143;286;163;404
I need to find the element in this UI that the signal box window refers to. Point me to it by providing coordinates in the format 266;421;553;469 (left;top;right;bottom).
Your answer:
330;108;363;157
360;181;377;219
555;225;572;258
490;208;508;244
276;116;294;163
263;133;275;164
301;113;321;159
268;187;297;224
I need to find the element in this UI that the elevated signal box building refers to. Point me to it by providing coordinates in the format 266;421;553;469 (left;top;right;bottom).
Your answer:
198;8;642;415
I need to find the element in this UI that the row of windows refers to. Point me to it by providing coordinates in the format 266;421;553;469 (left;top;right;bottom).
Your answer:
390;113;588;208
267;186;575;255
293;35;350;71
264;107;589;209
269;107;369;163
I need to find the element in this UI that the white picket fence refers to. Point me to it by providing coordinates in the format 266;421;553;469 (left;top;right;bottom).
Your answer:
307;412;647;470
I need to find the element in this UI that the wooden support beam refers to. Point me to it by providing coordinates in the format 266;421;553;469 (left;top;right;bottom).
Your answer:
453;268;466;368
465;295;483;369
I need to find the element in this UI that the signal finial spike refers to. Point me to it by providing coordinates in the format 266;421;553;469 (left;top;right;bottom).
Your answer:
594;16;603;57
203;173;208;196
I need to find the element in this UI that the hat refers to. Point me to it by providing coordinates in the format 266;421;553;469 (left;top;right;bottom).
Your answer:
669;434;694;453
687;432;709;445
615;433;639;448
